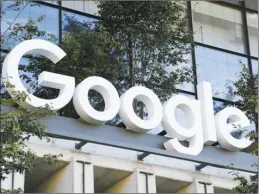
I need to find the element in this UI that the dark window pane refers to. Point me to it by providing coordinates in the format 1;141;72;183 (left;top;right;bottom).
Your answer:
1;2;59;49
165;53;195;93
196;46;248;101
61;1;99;16
62;11;97;35
213;101;225;113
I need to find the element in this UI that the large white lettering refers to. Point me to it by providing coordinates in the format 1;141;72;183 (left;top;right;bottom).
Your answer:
2;39;75;110
2;39;253;156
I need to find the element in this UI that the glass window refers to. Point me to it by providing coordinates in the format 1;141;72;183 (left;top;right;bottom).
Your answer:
252;59;258;75
0;55;33;93
195;46;248;101
247;12;258;57
191;1;246;54
245;0;258;11
62;11;97;35
213;101;225;113
1;2;59;49
62;1;84;12
45;1;59;5
61;1;99;16
165;53;195;93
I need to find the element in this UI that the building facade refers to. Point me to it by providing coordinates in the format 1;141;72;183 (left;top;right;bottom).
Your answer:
0;0;258;193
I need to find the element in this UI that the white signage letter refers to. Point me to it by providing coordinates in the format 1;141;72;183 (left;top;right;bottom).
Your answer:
162;95;203;155
2;39;75;110
119;86;163;133
197;81;217;145
215;107;253;151
73;76;120;124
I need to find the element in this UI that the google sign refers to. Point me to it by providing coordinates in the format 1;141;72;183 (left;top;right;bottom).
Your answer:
2;40;253;156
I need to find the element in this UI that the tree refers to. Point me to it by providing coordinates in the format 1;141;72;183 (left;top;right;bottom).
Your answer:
97;1;194;119
0;0;56;99
20;1;193;124
0;82;62;193
20;14;124;118
227;63;258;193
1;1;61;193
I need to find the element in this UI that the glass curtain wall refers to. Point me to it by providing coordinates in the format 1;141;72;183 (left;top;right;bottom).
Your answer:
0;0;258;102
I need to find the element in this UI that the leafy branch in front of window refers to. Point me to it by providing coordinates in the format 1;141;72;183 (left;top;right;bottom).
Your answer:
226;63;258;193
0;80;62;193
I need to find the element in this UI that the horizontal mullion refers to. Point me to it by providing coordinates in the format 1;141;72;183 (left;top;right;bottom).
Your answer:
194;42;250;58
0;48;9;54
212;1;243;10
245;7;258;14
177;89;196;96
251;56;258;61
212;96;241;106
60;5;101;20
35;1;61;8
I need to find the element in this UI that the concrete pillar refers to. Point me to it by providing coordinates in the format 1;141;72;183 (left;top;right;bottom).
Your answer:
35;158;94;193
177;179;214;193
0;172;24;191
106;169;156;193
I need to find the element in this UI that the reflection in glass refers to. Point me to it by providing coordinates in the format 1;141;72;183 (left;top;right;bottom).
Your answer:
1;2;59;49
0;56;33;94
192;1;246;54
213;101;225;113
62;11;97;35
165;53;195;93
252;59;258;75
247;12;258;57
196;46;248;101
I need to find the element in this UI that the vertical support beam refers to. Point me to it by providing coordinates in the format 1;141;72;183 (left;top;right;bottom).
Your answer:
177;179;214;193
106;169;156;193
58;0;62;43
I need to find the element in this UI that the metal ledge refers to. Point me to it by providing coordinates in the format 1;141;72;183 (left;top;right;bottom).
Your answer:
1;106;257;174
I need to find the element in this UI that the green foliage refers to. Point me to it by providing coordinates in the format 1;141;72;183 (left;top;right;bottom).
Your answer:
0;82;62;193
229;171;258;193
19;15;124;118
97;1;193;120
97;1;193;102
232;64;258;128
1;1;62;192
228;64;258;193
19;1;194;121
1;1;56;50
0;188;23;194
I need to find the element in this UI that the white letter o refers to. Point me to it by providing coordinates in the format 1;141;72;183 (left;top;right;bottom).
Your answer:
73;76;120;124
119;86;163;133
